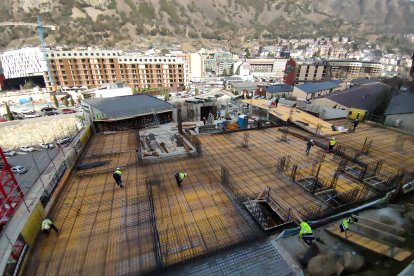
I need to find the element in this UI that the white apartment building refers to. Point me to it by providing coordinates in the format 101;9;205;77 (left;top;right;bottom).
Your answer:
0;47;46;79
246;58;288;80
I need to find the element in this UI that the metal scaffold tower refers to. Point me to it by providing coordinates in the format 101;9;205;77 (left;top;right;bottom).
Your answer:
0;147;24;227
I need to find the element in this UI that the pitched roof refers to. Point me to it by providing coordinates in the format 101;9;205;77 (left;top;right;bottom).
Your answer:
385;93;414;115
296;80;342;94
265;84;293;93
83;94;172;119
327;82;391;110
351;78;379;86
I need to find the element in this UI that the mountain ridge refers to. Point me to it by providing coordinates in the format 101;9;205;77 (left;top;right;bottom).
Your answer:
1;0;413;50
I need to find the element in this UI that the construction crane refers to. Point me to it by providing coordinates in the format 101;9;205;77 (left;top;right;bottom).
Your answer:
37;16;55;90
0;17;56;91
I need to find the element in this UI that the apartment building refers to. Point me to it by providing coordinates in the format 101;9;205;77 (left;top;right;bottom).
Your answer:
204;51;233;75
328;59;383;79
284;58;330;86
0;47;46;79
246;58;288;80
44;49;188;92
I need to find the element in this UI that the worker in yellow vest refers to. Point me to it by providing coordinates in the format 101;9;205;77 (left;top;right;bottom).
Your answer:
298;221;315;246
328;137;336;153
113;167;123;188
340;215;358;238
175;172;187;187
42;218;59;235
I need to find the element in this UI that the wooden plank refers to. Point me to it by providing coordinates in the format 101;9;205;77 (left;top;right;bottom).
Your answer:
325;225;411;262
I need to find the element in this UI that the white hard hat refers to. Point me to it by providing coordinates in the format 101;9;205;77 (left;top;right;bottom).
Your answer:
332;137;336;140
184;173;187;177
44;224;50;230
117;167;121;170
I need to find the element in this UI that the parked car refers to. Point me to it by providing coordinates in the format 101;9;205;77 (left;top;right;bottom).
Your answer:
20;145;35;152
11;165;28;174
3;149;16;157
40;143;55;149
41;106;57;112
62;109;77;114
56;137;72;146
21;109;35;115
45;111;59;116
24;113;41;118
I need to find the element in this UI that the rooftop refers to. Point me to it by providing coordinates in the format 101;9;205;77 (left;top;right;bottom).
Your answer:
265;84;293;93
386;92;414;115
82;94;172;119
296;80;342;94
327;82;391;110
351;78;380;86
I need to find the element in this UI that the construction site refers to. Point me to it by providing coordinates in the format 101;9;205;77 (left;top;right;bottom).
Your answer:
3;99;412;275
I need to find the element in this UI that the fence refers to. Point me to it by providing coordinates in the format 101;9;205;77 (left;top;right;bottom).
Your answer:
0;125;93;276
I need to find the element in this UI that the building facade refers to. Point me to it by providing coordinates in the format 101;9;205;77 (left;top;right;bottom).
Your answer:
0;47;46;79
328;59;382;79
246;58;288;80
44;49;188;92
204;51;233;76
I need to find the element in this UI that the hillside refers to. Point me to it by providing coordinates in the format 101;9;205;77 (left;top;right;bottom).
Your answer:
1;0;414;50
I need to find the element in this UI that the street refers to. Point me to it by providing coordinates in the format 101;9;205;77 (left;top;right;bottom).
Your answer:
5;148;60;194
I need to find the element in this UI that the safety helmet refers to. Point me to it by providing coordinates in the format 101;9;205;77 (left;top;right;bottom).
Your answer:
44;224;51;230
116;167;121;170
332;137;335;140
184;173;187;177
310;139;313;142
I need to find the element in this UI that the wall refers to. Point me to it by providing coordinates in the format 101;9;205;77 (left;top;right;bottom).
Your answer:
0;114;81;149
385;113;414;134
304;104;348;118
292;87;307;99
20;202;44;247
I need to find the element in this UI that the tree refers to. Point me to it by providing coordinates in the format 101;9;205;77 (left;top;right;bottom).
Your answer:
161;48;169;56
5;103;13;121
53;93;59;108
222;68;230;77
63;97;69;107
70;97;75;106
77;95;82;104
195;88;200;96
245;48;251;58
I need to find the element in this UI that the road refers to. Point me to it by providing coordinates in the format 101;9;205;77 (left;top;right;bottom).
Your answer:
5;148;60;194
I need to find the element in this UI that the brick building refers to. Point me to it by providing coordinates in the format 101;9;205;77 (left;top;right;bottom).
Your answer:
44;49;188;92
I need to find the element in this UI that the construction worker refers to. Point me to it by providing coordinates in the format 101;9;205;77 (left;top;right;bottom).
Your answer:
298;221;315;246
113;167;123;188
305;139;314;155
42;218;58;235
340;215;358;237
353;119;359;132
328;137;336;153
175;172;187;187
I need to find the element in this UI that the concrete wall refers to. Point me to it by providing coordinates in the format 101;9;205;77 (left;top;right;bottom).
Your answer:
302;103;349;119
0;114;82;149
385;113;414;134
292;87;307;99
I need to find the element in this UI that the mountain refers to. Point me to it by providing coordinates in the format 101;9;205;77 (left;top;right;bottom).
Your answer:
1;0;414;50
